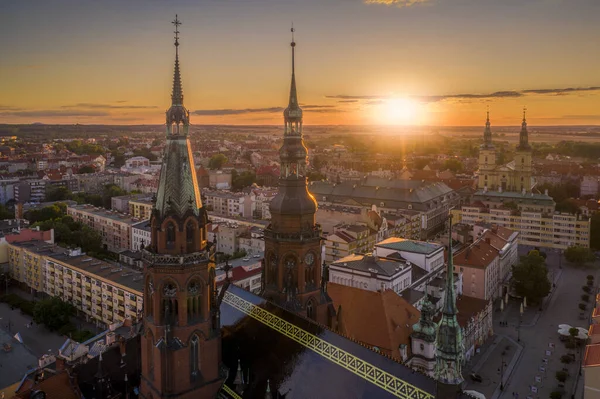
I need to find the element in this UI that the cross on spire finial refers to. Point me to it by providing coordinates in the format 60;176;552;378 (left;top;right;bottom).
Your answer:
173;15;182;47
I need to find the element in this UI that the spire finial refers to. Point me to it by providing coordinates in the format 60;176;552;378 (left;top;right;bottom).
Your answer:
486;105;490;123
291;23;296;74
173;14;181;47
523;106;527;122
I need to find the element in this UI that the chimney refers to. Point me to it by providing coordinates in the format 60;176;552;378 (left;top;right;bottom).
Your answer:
485;237;491;245
55;356;66;371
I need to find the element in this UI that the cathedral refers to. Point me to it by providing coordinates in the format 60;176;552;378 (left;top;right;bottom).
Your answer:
477;109;533;193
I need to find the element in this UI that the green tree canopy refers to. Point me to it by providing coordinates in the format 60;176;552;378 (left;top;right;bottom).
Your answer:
45;186;71;201
78;165;95;174
24;203;67;224
564;245;595;266
33;297;75;332
442;158;464;173
512;250;551;305
208;153;228;170
231;170;256;191
307;171;326;182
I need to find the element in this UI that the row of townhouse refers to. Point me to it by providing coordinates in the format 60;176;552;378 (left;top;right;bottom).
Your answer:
7;241;143;328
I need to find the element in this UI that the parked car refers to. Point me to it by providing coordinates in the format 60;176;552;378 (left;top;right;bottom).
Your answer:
469;373;483;383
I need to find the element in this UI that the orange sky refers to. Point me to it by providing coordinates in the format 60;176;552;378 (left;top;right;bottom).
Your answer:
1;0;599;126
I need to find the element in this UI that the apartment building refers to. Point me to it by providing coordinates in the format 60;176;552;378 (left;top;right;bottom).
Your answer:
324;224;375;263
456;204;591;249
131;220;151;251
14;179;47;203
7;241;143;328
128;198;153;220
453;237;501;301
474;225;519;288
111;193;152;214
67;204;142;252
203;190;251;218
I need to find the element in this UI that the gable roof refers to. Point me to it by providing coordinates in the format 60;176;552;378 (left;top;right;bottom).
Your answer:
327;283;420;361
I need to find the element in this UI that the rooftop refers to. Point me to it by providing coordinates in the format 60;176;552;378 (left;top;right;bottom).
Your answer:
68;204;143;225
331;253;409;277
453;239;499;269
474;189;555;205
376;237;443;256
10;241;143;293
327;282;420;360
0;329;39;389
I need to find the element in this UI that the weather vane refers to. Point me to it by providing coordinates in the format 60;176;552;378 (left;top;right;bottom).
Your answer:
173;14;182;46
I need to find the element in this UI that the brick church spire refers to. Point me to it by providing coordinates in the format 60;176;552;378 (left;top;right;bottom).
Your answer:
262;27;333;326
140;16;225;399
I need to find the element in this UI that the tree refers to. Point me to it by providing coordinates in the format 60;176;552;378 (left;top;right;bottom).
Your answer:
555;370;568;383
564;245;595;266
231;170;256;191
550;391;563;399
511;251;551;305
24;203;67;224
579;303;587;311
0;203;13;219
78;165;95;174
33;297;75;332
102;184;127;208
208;153;228;170
45;186;70;201
560;354;573;364
582;294;590;302
442;158;464;173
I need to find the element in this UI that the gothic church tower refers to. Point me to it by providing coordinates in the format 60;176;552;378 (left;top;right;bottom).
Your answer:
140;16;225;399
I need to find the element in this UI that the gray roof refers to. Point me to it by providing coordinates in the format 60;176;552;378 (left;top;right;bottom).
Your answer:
473;189;555;205
376;237;443;255
309;179;454;207
400;288;425;305
0;328;39;388
10;241;143;294
132;220;151;232
331;254;409;277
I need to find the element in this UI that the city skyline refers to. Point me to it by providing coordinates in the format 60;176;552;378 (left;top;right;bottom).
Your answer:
1;0;599;126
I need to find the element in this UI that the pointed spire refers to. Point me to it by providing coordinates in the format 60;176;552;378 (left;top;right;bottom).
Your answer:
443;215;457;315
234;359;244;393
517;106;531;150
171;15;184;106
284;24;302;122
483;106;493;148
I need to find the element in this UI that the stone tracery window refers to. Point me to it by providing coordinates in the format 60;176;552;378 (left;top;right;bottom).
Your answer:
186;221;195;253
190;334;200;380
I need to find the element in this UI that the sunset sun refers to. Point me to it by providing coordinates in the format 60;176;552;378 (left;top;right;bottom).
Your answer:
379;97;421;125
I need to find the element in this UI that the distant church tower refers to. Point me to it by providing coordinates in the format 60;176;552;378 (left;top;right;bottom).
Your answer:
140;16;225;399
262;28;333;326
477;109;496;190
514;108;533;192
435;216;464;397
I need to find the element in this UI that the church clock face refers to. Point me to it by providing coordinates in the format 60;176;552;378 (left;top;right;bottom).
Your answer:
305;252;315;266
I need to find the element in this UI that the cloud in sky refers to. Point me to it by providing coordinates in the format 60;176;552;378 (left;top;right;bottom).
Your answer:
0;110;110;117
364;0;431;7
61;103;158;110
326;86;600;103
194;105;341;116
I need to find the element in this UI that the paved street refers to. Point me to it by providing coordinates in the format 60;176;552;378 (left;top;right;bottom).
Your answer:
486;247;597;399
0;302;67;358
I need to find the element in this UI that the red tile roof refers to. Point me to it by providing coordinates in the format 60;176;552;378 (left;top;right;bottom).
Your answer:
453;239;499;269
11;371;81;399
327;282;419;360
5;229;52;243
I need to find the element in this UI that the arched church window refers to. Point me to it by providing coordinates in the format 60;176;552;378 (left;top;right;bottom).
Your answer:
190;334;200;380
146;279;154;318
186;222;195;253
268;255;277;284
187;280;201;322
521;157;525;164
166;222;176;250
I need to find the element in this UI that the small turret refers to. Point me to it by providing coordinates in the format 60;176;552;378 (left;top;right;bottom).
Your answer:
517;107;531;151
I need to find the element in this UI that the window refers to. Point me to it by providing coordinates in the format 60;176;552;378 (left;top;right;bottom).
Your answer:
166;222;176;250
420;343;425;351
307;300;314;320
186;222;195;252
190;335;200;379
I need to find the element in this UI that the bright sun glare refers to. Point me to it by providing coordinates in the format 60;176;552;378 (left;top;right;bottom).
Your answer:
379;98;420;125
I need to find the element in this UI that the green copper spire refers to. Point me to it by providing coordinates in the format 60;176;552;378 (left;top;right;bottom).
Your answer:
283;24;302;127
434;215;464;386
